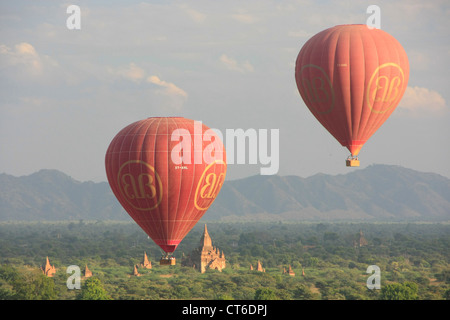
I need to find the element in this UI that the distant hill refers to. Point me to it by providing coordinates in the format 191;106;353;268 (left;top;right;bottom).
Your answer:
1;165;449;222
0;170;125;221
211;165;450;221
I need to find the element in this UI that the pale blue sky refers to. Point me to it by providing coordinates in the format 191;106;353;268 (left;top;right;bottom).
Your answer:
1;0;449;182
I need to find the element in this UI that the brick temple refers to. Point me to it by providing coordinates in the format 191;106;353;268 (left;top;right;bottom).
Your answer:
140;252;152;269
182;224;226;273
41;257;56;277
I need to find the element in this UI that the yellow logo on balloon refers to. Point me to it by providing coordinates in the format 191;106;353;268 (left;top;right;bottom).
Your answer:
117;160;163;211
194;160;226;211
367;63;405;114
297;64;335;115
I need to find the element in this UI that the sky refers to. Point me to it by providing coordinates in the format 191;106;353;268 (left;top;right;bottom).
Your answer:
1;0;449;182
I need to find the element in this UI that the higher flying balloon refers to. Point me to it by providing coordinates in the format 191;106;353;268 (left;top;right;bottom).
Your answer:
295;24;409;166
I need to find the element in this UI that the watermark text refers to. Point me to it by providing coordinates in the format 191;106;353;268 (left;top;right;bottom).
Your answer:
366;265;381;289
171;121;279;175
366;5;381;29
66;5;81;30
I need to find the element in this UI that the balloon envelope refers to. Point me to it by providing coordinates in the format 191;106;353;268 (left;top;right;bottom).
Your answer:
105;117;227;253
295;24;409;157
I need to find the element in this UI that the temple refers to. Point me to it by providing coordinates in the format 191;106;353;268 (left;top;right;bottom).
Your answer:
283;265;295;276
354;230;368;247
140;252;152;269
256;260;265;272
41;257;56;277
84;264;93;278
182;224;226;273
132;264;141;277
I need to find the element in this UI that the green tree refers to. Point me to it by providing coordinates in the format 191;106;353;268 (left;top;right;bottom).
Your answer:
0;265;56;300
380;282;418;300
173;285;191;299
443;288;450;300
323;232;339;242
254;288;279;300
0;265;20;299
76;277;111;300
293;284;313;300
216;293;234;300
306;257;319;268
27;273;57;300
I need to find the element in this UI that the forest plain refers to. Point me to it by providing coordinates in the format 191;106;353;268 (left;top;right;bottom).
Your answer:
0;220;449;300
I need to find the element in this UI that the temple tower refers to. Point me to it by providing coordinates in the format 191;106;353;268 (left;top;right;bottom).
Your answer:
182;224;226;273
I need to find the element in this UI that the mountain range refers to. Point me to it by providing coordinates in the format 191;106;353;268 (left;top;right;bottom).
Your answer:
1;164;449;222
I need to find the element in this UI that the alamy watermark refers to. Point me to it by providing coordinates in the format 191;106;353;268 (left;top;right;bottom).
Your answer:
67;4;381;31
366;265;381;290
171;121;279;175
66;265;81;289
66;5;81;30
366;5;381;29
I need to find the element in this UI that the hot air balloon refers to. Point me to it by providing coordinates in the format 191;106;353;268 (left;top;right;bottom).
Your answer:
295;24;409;166
105;117;226;265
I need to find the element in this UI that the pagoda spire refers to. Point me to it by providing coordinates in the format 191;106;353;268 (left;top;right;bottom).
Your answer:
84;264;92;278
288;264;295;276
41;256;56;277
181;223;226;273
132;264;141;276
200;224;212;248
256;260;265;272
141;251;152;269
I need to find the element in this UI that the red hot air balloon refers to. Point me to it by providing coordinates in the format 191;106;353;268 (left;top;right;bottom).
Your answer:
295;24;409;166
105;117;226;264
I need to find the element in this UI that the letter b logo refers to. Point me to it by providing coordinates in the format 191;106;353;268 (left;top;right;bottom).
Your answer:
117;160;163;211
297;64;335;114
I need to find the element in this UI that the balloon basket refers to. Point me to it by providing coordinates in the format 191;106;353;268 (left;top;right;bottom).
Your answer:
160;257;176;266
346;158;360;167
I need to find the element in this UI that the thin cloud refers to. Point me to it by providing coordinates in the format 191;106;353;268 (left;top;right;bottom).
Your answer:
219;54;254;73
0;42;43;75
397;86;447;117
147;75;188;98
179;5;206;23
110;62;145;82
231;12;258;24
